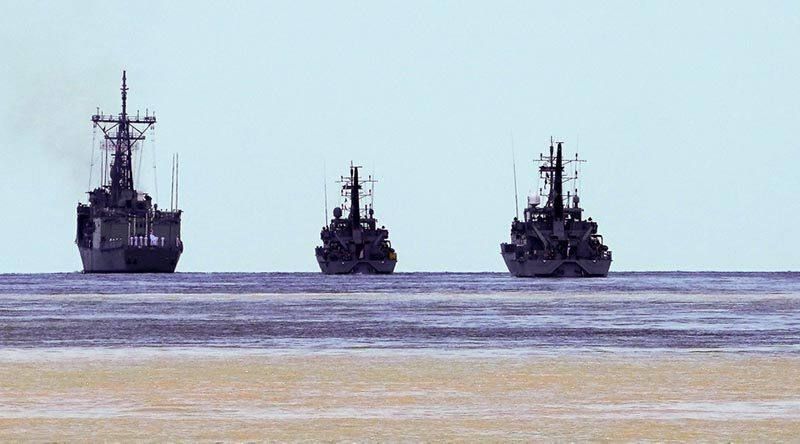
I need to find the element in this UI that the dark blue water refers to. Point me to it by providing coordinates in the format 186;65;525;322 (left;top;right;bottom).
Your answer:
1;272;799;352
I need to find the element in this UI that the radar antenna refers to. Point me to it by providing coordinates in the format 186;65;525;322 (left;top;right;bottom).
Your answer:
337;162;378;225
91;71;156;202
535;137;586;214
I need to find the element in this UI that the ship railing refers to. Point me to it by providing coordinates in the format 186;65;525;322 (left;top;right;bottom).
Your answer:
128;235;180;248
92;114;156;123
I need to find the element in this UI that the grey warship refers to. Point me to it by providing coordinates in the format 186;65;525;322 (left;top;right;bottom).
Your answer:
501;139;611;277
75;72;183;273
316;164;397;274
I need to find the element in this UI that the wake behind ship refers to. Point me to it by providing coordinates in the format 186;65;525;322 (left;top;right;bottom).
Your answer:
76;72;183;273
501;139;611;277
316;163;397;274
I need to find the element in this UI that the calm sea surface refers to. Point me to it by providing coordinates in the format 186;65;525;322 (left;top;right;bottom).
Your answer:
1;272;798;353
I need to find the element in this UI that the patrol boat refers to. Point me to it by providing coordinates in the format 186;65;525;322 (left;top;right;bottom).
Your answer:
501;139;611;277
75;71;183;273
316;163;397;274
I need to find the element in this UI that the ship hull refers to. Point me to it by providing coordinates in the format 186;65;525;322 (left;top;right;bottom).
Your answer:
316;256;396;275
501;252;610;278
79;245;182;273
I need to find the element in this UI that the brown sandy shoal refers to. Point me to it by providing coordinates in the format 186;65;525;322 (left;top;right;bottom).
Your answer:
1;352;798;441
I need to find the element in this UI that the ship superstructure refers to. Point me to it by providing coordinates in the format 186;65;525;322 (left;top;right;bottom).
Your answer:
76;72;183;273
501;139;611;277
316;163;397;274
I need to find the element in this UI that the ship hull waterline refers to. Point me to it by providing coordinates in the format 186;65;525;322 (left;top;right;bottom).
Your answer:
79;245;182;273
316;256;396;275
501;252;611;278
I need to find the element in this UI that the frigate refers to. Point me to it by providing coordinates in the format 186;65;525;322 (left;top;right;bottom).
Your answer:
75;71;183;273
316;163;397;274
501;139;611;277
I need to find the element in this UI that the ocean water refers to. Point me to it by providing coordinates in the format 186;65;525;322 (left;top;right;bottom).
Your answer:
1;272;799;440
1;272;799;352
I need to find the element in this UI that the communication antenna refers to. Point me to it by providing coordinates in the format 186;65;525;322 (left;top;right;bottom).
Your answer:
100;139;105;187
136;131;144;185
323;161;329;225
91;71;156;199
102;139;108;186
88;121;97;190
576;133;581;196
151;125;158;202
370;165;375;210
175;153;179;210
511;132;519;219
170;153;176;210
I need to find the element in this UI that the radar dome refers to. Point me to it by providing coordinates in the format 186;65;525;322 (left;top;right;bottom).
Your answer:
333;207;343;219
528;194;541;206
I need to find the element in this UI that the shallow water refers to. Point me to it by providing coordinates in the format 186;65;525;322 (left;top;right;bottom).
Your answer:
1;272;799;440
1;353;799;441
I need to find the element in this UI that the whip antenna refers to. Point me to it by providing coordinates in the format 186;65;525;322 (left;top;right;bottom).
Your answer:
151;126;158;202
170;153;176;210
511;132;520;219
88;121;97;189
323;161;329;225
175;153;179;210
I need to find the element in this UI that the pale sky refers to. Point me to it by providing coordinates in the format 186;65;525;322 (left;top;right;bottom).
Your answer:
1;1;798;272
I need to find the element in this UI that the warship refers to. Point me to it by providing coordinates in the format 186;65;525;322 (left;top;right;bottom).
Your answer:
75;71;183;273
501;139;611;277
316;163;397;274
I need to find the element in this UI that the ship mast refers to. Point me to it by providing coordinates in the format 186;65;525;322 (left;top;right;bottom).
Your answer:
348;164;361;226
338;163;378;226
92;71;156;203
553;142;564;220
113;71;133;198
